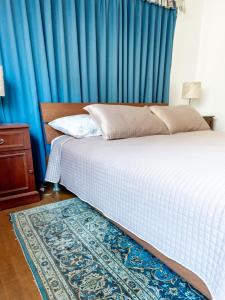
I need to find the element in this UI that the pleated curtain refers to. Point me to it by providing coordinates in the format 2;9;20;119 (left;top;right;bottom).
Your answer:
0;0;177;181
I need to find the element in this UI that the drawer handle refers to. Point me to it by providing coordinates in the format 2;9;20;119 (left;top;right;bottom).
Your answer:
0;138;5;145
28;169;33;174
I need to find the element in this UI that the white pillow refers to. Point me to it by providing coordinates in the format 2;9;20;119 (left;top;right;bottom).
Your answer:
48;114;102;138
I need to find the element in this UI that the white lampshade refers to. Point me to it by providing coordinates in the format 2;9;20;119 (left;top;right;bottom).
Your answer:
182;82;201;100
0;66;5;97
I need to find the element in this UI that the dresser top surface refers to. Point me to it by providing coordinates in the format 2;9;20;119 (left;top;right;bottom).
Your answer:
0;123;29;129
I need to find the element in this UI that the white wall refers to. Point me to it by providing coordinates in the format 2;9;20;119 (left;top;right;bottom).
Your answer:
195;0;225;131
170;0;225;130
170;0;204;106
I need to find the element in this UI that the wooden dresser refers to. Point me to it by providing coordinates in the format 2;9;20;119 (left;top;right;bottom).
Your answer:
0;124;40;210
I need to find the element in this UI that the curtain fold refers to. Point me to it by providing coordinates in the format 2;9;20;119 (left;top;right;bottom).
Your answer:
0;0;177;181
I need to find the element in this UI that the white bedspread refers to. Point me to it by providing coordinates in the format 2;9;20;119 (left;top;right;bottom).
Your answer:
45;131;225;300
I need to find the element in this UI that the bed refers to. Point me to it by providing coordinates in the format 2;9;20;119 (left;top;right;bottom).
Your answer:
41;103;225;300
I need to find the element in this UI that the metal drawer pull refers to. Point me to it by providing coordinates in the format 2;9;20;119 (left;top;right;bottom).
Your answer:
0;138;5;145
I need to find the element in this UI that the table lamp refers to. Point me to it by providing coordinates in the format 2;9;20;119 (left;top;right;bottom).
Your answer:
182;82;201;105
0;66;5;97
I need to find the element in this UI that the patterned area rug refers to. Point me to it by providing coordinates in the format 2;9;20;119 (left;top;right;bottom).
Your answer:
11;198;207;300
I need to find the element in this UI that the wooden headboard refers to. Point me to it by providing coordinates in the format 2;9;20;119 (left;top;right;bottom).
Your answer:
40;103;167;144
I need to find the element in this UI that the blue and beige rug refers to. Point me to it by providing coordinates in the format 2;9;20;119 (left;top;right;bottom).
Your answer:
11;198;206;300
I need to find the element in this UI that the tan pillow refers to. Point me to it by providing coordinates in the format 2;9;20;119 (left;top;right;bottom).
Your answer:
84;104;168;140
150;105;210;134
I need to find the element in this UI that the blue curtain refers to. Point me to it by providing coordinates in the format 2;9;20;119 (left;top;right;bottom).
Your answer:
0;0;177;181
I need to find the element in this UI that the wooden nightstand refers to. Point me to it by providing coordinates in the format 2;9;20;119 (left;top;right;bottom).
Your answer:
203;116;214;130
0;124;40;210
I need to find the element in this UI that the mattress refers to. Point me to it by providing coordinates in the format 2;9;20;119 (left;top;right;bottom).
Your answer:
45;131;225;300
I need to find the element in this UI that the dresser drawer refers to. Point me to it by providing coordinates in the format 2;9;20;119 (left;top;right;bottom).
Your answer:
0;128;31;151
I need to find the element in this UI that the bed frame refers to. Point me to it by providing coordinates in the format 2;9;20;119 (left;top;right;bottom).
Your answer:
40;102;211;300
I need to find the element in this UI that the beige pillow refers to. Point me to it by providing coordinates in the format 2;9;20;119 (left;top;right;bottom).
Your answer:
84;104;168;140
150;105;210;134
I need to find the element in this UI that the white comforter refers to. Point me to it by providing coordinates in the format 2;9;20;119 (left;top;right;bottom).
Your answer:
46;131;225;300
